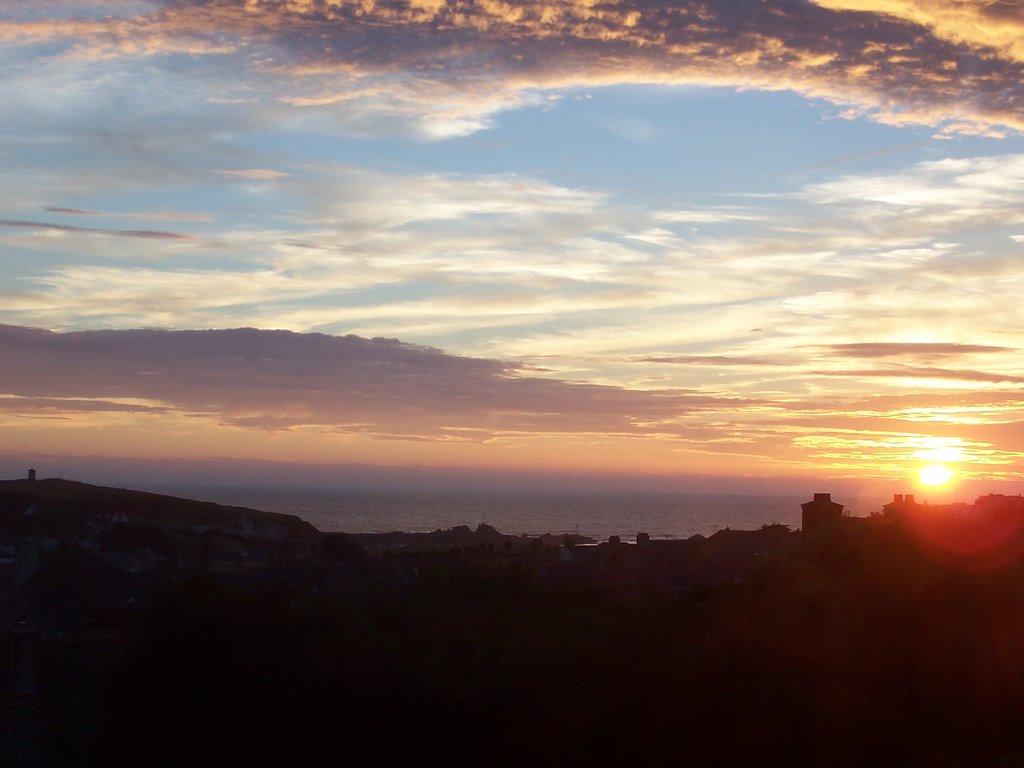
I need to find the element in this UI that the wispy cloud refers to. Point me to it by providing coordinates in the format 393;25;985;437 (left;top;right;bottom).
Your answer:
629;355;789;367
827;342;1014;358
0;395;170;415
214;168;291;180
819;366;1024;385
43;207;213;222
44;206;102;215
0;219;193;240
5;156;1024;377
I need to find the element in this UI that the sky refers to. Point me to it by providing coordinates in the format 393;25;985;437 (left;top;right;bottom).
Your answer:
3;0;1024;497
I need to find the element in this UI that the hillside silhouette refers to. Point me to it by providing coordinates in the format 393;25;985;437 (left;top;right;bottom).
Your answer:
0;477;317;539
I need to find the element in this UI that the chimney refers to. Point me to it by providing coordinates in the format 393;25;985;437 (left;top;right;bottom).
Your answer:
27;469;35;482
893;494;904;504
905;494;915;504
813;493;831;502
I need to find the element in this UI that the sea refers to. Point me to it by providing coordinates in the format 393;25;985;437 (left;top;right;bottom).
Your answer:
142;486;887;542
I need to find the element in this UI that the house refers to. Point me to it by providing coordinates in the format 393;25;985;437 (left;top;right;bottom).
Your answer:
0;544;159;765
801;493;844;531
882;493;921;516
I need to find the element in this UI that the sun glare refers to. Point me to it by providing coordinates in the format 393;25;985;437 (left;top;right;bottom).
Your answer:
918;464;954;487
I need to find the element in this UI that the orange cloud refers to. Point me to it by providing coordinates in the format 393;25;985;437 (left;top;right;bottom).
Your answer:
810;0;1024;62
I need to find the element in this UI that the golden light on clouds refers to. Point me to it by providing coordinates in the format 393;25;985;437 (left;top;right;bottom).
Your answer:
912;440;966;465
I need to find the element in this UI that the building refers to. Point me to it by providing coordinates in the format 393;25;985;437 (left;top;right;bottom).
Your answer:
801;493;844;531
882;493;920;515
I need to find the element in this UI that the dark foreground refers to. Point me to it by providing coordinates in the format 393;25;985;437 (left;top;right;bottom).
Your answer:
5;480;1024;766
105;523;1024;766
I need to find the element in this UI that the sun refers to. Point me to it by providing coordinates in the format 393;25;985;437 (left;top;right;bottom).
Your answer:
918;464;954;487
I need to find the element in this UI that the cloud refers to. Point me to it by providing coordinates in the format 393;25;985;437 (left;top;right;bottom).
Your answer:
2;322;1020;479
5;4;1024;482
806;156;1024;227
43;207;213;222
629;355;788;367
214;168;291;179
820;366;1024;384
0;396;170;415
809;0;1024;63
0;324;747;435
44;207;102;215
827;342;1014;358
6;0;1024;137
0;218;193;240
6;153;1024;379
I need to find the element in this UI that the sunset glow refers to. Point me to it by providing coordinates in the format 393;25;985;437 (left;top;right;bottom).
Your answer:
918;464;955;488
2;1;1024;491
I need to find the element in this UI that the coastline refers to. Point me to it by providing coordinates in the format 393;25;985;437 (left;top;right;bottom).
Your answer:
138;484;827;540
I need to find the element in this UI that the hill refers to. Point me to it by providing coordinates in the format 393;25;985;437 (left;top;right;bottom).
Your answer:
0;477;319;539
